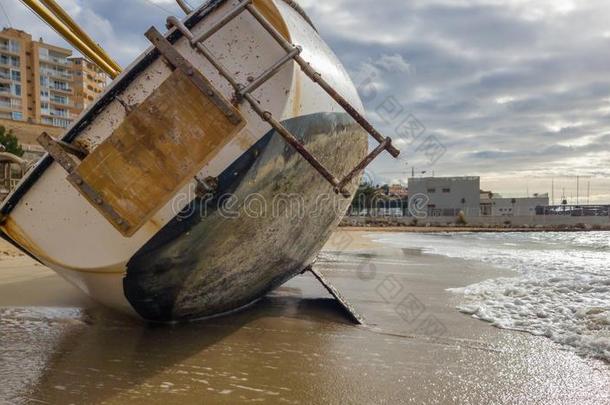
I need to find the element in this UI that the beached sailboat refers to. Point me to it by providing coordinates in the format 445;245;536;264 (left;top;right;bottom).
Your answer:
2;0;399;322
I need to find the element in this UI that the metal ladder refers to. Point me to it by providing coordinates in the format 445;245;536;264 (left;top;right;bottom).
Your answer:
154;0;400;197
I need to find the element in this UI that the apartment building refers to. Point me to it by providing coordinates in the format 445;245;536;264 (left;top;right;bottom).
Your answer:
0;29;29;123
71;57;107;110
32;39;75;128
0;28;107;130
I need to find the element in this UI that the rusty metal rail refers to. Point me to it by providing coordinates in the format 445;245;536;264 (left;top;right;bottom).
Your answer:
164;0;400;197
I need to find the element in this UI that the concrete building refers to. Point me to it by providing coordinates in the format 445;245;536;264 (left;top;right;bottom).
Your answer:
480;190;493;216
0;29;29;124
71;57;107;110
408;176;481;217
32;39;74;128
0;28;107;130
488;193;550;217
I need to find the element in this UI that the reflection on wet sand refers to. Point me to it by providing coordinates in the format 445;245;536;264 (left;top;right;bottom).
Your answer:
1;232;609;404
3;278;355;404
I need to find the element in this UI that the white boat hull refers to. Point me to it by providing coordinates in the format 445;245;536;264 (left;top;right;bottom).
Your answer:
0;0;368;321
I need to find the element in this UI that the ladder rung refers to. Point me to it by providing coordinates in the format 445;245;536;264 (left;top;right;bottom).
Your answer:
164;1;401;198
191;0;252;44
243;93;350;197
239;46;301;97
336;138;392;192
167;16;241;90
244;2;400;159
146;27;242;125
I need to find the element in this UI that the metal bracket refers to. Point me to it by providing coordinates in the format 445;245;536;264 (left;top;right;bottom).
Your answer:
37;132;130;234
306;266;365;325
37;132;79;173
55;139;89;160
66;172;131;233
145;27;242;126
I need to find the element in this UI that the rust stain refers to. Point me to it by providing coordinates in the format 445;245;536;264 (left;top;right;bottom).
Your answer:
253;0;291;41
291;71;302;118
1;216;45;261
235;128;257;151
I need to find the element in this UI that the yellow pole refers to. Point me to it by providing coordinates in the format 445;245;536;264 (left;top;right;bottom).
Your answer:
39;0;122;73
19;0;120;78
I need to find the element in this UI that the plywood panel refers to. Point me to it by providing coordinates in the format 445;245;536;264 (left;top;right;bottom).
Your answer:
72;69;245;236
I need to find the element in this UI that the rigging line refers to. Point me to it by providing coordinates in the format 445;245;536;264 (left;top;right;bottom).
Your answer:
140;0;176;15
0;0;13;27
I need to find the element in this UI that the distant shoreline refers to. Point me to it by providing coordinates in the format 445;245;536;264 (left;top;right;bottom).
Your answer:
338;225;610;233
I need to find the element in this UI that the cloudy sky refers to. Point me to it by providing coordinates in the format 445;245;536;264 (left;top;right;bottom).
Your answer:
4;0;609;202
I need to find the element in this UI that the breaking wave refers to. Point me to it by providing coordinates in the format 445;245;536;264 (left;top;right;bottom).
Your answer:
371;232;610;361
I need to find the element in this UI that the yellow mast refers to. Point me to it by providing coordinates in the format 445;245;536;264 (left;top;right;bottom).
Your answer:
19;0;121;78
39;0;122;73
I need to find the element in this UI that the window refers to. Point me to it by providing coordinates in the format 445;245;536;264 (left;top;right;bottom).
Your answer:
50;94;69;105
11;111;22;121
10;70;20;82
442;188;451;193
12;84;21;96
9;40;20;53
427;188;436;193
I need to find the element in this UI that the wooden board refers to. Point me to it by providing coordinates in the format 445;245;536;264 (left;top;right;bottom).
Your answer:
70;69;245;236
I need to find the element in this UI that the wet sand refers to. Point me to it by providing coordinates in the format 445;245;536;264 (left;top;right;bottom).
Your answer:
0;232;609;404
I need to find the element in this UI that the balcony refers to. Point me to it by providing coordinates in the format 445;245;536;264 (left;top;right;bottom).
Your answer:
41;69;72;80
50;85;73;94
43;108;70;118
42;115;73;129
0;100;20;110
40;54;71;66
0;44;20;55
0;59;19;69
50;97;72;107
0;87;21;98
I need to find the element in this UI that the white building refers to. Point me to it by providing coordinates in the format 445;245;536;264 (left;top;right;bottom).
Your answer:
489;193;550;217
408;176;481;217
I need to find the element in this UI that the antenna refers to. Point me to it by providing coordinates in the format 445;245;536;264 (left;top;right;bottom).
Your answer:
551;178;555;205
576;176;580;205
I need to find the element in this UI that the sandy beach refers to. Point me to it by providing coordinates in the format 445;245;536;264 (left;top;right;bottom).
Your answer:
0;231;608;404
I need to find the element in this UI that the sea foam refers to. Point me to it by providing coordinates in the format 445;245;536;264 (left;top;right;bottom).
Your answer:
372;232;610;361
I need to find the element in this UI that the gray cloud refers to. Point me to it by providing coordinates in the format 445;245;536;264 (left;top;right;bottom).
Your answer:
4;0;609;200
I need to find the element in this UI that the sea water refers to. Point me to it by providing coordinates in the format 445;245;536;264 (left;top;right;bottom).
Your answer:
371;232;610;361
